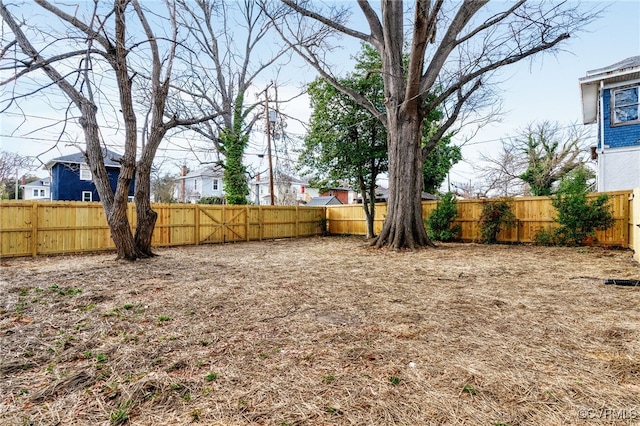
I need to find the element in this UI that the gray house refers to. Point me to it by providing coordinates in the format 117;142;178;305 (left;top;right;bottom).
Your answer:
175;165;225;203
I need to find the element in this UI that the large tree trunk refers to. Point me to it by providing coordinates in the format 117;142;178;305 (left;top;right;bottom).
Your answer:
134;158;158;257
81;104;141;261
372;112;434;249
107;205;140;260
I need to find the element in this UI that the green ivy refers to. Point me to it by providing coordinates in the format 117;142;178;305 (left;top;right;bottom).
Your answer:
220;129;249;205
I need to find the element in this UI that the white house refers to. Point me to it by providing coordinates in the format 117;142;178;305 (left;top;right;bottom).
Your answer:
580;56;640;192
175;165;225;203
21;177;51;200
249;171;318;205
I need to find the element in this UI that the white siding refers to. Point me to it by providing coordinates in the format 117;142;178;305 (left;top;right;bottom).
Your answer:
597;145;640;191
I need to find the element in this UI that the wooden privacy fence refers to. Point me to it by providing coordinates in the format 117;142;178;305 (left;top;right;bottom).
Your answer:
326;190;635;248
0;190;636;258
0;202;324;258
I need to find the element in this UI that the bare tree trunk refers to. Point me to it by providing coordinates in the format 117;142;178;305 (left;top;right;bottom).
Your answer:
373;113;434;249
134;152;158;257
80;103;140;260
358;175;375;239
367;173;377;239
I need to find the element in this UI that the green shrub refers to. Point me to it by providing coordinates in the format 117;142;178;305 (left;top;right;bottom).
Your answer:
317;217;329;236
548;169;614;246
478;198;516;244
198;196;225;205
426;192;461;242
532;228;555;246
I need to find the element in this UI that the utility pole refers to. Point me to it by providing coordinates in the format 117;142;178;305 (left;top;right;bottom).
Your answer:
264;84;275;206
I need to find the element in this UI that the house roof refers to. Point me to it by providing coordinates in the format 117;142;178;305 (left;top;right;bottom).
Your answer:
354;186;439;201
250;171;308;186
305;196;343;206
176;165;224;180
20;177;51;188
579;56;640;124
45;149;124;169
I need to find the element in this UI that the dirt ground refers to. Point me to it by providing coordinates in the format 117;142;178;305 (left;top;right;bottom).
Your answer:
1;236;639;426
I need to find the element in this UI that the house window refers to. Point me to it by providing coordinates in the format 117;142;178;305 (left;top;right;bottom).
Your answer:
82;191;92;202
33;189;39;197
212;179;219;191
39;189;45;197
80;164;92;180
612;86;639;124
194;179;198;190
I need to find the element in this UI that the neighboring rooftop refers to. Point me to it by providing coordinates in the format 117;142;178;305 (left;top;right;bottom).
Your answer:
45;149;123;169
21;177;51;187
354;186;439;202
305;196;343;206
585;56;640;77
177;165;224;180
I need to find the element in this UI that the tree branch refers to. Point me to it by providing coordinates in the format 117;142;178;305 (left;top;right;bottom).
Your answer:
281;0;373;44
422;79;482;157
33;0;113;52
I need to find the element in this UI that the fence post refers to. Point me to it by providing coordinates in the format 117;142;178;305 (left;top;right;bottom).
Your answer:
621;193;629;248
259;206;263;241
31;201;38;257
295;206;299;237
246;206;250;242
195;204;200;245
222;204;226;243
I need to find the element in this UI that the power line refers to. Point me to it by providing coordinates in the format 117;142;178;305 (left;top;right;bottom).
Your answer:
458;123;591;147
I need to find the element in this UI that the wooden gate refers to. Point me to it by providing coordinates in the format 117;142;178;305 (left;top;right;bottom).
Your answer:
197;205;249;244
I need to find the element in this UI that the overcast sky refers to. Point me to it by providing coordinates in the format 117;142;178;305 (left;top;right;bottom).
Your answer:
1;1;639;187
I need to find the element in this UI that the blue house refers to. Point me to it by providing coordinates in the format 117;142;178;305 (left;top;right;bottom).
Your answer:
45;149;134;201
580;56;640;192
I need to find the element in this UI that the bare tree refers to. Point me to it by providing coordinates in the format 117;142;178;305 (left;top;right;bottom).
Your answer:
479;121;592;197
168;0;292;204
268;0;600;249
0;0;219;259
477;143;527;197
0;150;33;198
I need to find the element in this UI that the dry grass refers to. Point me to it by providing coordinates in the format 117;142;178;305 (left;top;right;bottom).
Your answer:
1;236;639;426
